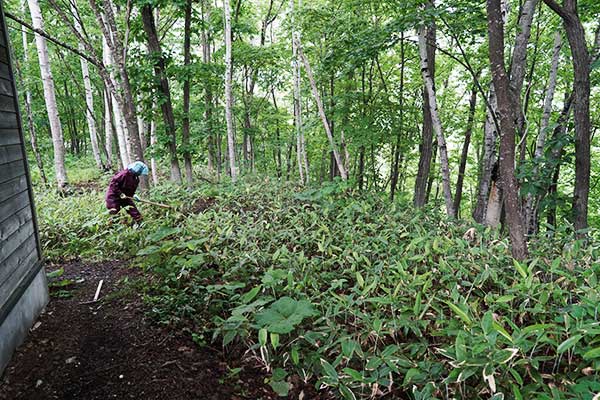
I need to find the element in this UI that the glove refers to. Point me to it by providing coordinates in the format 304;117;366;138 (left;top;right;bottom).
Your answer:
133;194;140;201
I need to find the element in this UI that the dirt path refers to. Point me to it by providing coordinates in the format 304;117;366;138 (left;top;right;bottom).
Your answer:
0;260;276;400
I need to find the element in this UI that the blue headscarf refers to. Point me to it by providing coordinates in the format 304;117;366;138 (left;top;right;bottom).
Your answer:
127;161;149;176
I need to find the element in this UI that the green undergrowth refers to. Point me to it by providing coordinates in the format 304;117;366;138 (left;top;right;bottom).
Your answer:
38;178;600;399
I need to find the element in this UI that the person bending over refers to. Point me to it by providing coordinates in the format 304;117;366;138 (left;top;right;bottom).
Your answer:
105;161;148;223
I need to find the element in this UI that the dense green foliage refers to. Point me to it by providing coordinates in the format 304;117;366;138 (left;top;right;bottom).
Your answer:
12;0;600;396
8;0;600;228
38;176;600;399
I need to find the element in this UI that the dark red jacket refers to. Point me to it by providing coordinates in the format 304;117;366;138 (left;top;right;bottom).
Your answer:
105;169;141;220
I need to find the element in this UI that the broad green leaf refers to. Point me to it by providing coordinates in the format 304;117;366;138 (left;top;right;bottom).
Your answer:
255;297;317;334
269;380;289;396
258;328;268;346
583;347;600;359
557;334;583;354
321;359;339;384
445;301;472;325
339;385;356;400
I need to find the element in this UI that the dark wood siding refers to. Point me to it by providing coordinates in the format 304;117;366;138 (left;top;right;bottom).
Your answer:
0;4;42;324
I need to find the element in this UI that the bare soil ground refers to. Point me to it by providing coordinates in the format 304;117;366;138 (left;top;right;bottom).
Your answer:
0;260;277;400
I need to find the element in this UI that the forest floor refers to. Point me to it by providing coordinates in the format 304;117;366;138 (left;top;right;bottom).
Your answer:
0;260;277;400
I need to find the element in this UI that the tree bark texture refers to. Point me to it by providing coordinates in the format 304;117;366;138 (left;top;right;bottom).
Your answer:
487;0;529;259
141;4;182;184
453;79;478;216
418;25;455;217
224;0;237;182
413;16;436;209
181;0;194;187
297;41;347;180
542;0;591;234
27;0;68;189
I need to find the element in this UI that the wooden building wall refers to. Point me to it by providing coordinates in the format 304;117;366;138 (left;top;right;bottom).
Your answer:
0;1;43;327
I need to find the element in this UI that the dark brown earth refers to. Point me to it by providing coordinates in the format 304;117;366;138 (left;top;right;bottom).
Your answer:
189;197;216;214
0;260;278;400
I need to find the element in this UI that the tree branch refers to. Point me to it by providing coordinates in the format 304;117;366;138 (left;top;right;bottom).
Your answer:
541;0;569;20
5;11;99;67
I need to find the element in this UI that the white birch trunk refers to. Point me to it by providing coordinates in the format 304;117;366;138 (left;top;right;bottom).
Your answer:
290;0;308;184
150;101;159;185
297;42;347;180
70;1;102;169
27;0;68;189
103;88;115;168
418;26;454;217
224;0;237;182
20;0;47;183
103;36;130;167
524;31;562;232
137;107;147;155
81;53;103;169
536;32;562;158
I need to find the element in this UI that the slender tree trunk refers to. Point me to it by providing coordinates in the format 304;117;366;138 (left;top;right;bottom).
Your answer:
413;11;435;209
224;0;237;181
271;88;282;178
201;0;216;174
453;79;478;216
390;34;405;201
27;0;68;189
103;88;115;169
17;6;47;184
181;0;194;187
510;0;540;138
71;1;103;169
150;100;159;185
525;31;561;233
487;0;528;259
542;0;591;234
474;0;538;223
91;0;146;188
16;60;47;184
102;36;129;168
473;85;498;222
297;43;347;180
418;25;454;217
290;0;308;184
546;162;561;227
141;4;182;184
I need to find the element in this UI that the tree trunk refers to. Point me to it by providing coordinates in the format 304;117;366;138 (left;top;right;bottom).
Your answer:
150;100;159;185
102;36;129;168
509;0;540;138
390;34;405;201
92;0;146;188
71;1;103;169
297;42;347;180
413;13;435;209
201;0;215;174
103;88;115;169
474;0;538;223
17;6;47;184
224;0;237;182
418;25;454;217
487;0;528;259
525;31;561;233
16;64;47;183
453;79;478;216
290;0;308;184
473;85;498;222
141;4;182;184
542;0;591;234
181;0;193;187
27;0;68;189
